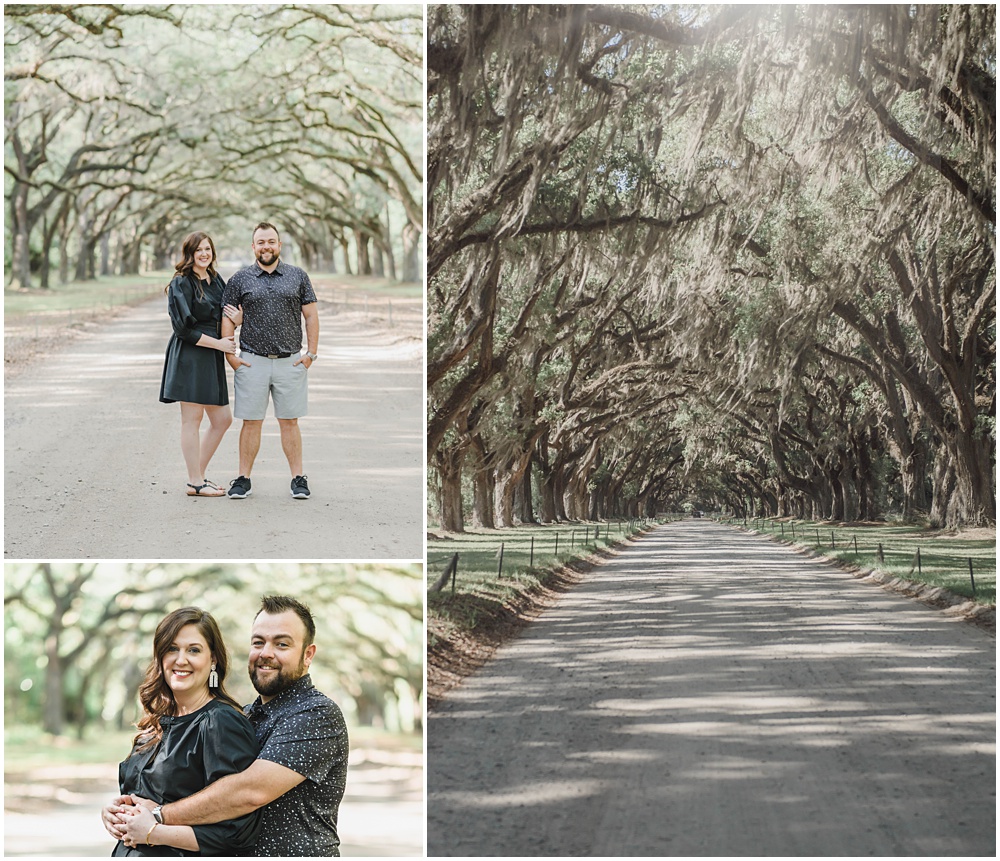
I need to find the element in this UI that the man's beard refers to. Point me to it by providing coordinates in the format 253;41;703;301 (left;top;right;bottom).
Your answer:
255;249;277;266
250;655;306;696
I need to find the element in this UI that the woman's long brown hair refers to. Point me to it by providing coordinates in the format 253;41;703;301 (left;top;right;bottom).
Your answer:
166;232;218;300
132;607;243;752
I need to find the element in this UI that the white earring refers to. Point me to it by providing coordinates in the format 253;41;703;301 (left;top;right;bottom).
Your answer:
209;664;219;689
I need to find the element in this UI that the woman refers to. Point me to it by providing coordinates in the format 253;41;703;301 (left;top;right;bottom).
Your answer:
158;232;241;497
102;608;260;856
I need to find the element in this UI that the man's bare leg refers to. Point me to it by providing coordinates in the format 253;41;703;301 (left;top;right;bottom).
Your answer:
239;419;264;477
277;418;303;476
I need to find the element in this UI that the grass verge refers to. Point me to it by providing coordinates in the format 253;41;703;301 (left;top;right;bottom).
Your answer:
2;725;137;770
2;723;420;773
426;519;661;706
731;517;995;605
312;274;424;299
4;273;169;318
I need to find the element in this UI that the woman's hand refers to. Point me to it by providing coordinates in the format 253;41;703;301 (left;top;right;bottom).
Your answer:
120;803;157;849
223;304;243;326
100;795;133;840
216;335;236;354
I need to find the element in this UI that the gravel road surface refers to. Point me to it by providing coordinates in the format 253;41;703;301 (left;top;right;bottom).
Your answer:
4;291;422;559
3;748;422;856
428;520;996;856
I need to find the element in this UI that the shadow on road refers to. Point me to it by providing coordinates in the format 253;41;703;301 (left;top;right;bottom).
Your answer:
428;520;996;857
5;744;422;857
5;293;422;559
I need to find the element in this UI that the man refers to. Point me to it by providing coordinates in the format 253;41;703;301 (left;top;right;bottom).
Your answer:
103;595;350;857
223;222;319;499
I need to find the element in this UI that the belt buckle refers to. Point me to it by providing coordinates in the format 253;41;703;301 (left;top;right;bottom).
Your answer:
267;353;280;359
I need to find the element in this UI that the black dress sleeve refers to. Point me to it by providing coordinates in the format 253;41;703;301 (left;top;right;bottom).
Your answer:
189;706;262;856
166;276;204;346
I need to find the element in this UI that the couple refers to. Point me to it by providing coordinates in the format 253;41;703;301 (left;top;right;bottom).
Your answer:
158;222;319;500
102;596;348;857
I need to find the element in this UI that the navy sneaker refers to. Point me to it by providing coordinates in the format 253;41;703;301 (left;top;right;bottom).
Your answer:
290;475;310;499
228;475;252;499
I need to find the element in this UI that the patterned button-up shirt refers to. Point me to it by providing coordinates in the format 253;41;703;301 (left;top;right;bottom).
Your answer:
245;675;349;857
222;260;317;355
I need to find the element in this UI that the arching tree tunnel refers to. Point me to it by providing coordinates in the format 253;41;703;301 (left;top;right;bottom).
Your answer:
6;4;423;285
427;4;995;532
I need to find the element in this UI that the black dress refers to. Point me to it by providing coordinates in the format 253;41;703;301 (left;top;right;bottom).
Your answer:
112;699;261;857
159;273;229;406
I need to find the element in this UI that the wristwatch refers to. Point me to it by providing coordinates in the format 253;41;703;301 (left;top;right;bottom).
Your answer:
305;351;318;361
152;805;164;824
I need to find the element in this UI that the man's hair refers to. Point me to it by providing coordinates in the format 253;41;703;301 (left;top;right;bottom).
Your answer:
252;221;280;242
257;594;316;646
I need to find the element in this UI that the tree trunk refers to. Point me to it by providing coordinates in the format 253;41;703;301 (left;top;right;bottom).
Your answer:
121;238;142;276
59;239;71;283
469;436;496;529
10;183;32;289
552;463;569;521
43;632;64;736
514;463;535;524
100;233;111;276
494;471;517;527
434;447;465;532
383;238;397;280
563;474;589;521
40;202;70;290
371;242;385;277
928;451;957;528
355;229;372;275
947;430;995;527
75;235;96;281
340;234;353;275
401;222;421;283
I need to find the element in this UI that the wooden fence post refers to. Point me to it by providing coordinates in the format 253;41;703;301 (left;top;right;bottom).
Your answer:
428;553;458;594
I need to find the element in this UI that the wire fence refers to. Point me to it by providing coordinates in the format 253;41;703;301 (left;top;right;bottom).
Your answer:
724;515;995;602
428;516;681;595
6;285;164;336
314;284;423;332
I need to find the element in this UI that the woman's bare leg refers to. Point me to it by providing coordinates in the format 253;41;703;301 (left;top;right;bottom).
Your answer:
199;404;233;480
179;402;208;485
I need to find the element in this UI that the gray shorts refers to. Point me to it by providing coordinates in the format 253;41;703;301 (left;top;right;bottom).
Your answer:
233;353;308;420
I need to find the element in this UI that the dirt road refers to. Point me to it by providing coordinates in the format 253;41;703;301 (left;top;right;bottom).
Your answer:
427;520;996;856
4;289;422;559
3;744;422;856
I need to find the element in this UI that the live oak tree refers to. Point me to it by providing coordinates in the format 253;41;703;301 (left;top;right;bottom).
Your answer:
4;562;423;737
4;4;423;288
427;4;994;533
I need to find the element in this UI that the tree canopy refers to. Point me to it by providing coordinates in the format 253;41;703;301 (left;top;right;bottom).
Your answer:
427;4;995;531
4;3;424;288
4;562;423;736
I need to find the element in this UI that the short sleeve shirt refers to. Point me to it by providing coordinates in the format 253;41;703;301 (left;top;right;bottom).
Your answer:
221;261;317;355
245;675;349;857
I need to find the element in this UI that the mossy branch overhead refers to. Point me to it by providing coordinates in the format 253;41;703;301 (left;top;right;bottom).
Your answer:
427;4;994;531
